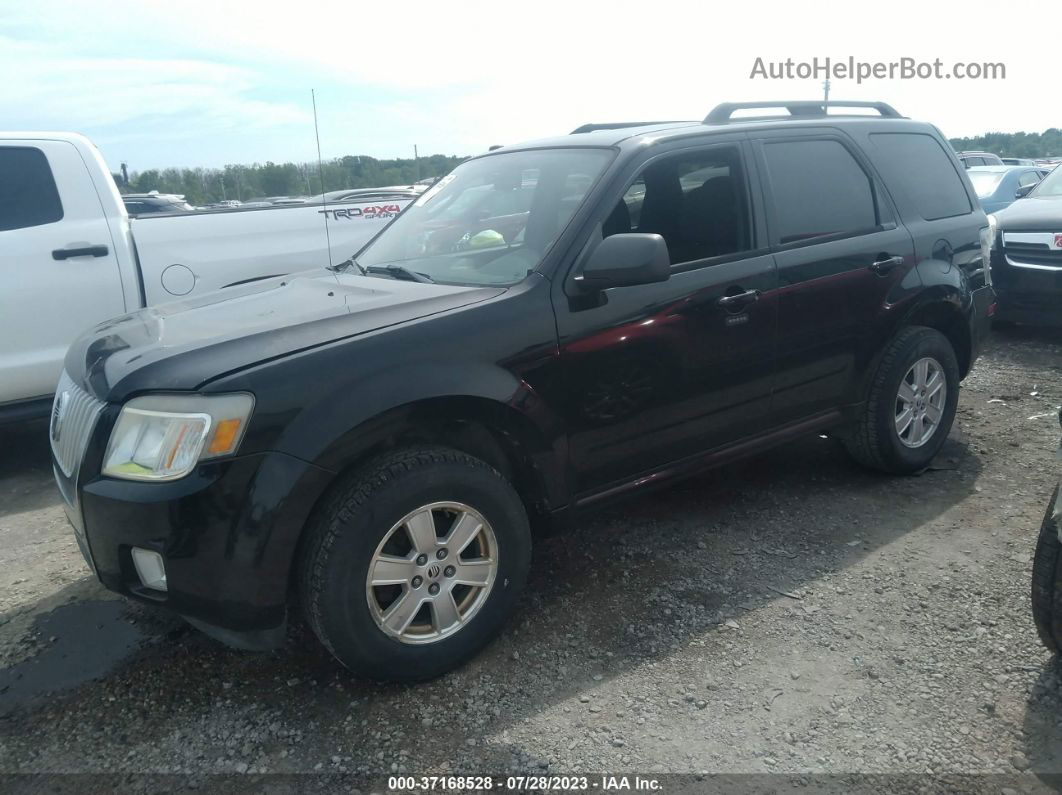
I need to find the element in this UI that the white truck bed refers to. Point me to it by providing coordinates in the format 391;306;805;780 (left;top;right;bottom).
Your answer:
131;200;408;304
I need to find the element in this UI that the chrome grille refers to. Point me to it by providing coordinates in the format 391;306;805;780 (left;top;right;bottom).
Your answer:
1002;232;1062;271
50;371;106;478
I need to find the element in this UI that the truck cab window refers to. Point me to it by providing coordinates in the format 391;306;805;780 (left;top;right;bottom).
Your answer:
0;147;64;232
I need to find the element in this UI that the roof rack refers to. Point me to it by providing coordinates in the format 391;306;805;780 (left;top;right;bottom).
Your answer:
570;121;692;134
704;101;902;125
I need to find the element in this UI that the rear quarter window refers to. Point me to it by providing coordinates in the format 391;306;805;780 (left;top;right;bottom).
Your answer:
870;133;972;220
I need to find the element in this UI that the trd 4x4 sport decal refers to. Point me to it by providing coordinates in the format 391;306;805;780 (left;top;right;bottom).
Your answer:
318;204;403;220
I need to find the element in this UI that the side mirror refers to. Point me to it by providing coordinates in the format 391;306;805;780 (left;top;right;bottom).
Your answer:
576;233;671;290
1015;183;1036;199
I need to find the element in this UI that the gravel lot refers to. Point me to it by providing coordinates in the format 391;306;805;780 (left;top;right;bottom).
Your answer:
1;326;1061;790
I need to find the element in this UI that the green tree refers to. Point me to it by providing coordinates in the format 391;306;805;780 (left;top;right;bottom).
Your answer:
949;129;1062;158
122;152;467;204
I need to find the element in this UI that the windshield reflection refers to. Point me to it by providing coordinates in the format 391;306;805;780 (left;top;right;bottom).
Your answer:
355;148;613;286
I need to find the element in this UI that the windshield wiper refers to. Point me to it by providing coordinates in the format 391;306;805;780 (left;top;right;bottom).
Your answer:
328;257;366;275
364;264;435;283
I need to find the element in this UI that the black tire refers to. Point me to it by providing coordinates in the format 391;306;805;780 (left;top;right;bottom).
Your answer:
842;326;960;474
300;446;531;681
1032;485;1062;655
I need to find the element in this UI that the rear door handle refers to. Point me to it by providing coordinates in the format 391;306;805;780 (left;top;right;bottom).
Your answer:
717;289;761;309
52;245;109;260
869;255;905;275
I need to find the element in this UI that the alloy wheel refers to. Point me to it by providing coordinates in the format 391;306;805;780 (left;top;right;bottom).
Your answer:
365;502;498;644
895;356;947;448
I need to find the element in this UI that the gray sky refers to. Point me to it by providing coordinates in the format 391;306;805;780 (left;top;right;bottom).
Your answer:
1;0;1053;170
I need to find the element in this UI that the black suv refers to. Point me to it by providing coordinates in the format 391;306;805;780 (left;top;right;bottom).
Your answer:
52;101;995;680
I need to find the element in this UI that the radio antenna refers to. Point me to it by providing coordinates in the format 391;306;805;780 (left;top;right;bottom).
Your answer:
312;89;333;269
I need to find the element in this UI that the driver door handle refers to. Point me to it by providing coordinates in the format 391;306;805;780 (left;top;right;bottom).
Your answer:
869;255;905;275
717;289;761;308
53;245;109;260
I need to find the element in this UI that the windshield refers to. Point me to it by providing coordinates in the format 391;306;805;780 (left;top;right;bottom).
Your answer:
967;171;1004;198
354;148;613;286
1031;166;1062;197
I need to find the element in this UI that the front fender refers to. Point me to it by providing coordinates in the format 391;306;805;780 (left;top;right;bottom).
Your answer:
295;360;547;468
206;275;565;500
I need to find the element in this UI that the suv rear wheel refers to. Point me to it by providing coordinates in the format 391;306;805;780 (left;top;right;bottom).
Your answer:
300;447;532;680
842;325;960;474
1032;486;1062;655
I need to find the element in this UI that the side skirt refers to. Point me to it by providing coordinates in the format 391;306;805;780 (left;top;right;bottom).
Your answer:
572;409;844;509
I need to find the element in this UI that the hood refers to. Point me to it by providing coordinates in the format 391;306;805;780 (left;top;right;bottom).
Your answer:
993;196;1062;231
67;269;504;401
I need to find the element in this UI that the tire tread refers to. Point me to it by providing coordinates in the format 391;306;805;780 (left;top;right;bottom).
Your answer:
842;325;955;474
1031;486;1062;655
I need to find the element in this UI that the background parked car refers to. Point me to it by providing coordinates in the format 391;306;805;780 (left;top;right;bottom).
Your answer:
1001;157;1038;166
313;186;425;203
957;151;1004;168
967;165;1048;213
122;191;195;215
987;163;1062;325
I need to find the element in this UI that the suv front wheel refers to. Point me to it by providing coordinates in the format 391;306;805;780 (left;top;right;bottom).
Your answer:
842;325;960;474
300;447;532;681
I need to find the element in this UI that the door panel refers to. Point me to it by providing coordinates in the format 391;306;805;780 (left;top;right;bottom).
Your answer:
552;142;779;494
556;257;778;493
556;252;778;494
0;140;127;404
771;227;915;422
752;133;916;424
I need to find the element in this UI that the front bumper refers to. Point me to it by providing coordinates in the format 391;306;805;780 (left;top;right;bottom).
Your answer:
991;251;1062;326
994;287;1062;326
57;446;334;640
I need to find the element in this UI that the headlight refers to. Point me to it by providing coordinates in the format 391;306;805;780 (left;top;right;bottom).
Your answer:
980;214;997;286
103;393;254;481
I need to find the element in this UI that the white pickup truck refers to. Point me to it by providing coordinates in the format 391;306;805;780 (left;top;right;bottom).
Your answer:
0;132;414;422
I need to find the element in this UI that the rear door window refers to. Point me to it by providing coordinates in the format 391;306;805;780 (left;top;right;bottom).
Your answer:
0;147;64;232
870;133;973;220
762;139;878;245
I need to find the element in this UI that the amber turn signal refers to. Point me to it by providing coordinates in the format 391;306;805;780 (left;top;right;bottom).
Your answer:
207;418;243;456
